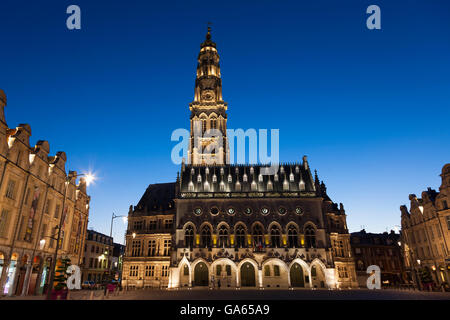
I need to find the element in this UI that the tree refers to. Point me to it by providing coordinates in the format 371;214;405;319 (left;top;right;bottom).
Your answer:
419;267;433;284
54;257;71;291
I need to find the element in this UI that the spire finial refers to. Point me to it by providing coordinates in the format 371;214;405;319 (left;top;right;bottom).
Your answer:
206;22;212;40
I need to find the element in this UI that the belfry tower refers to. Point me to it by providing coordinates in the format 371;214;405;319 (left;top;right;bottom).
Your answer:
188;26;229;165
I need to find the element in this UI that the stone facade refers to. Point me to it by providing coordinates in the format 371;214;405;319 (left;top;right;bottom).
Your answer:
350;230;405;288
0;89;91;296
81;229;114;285
122;28;358;290
400;163;450;290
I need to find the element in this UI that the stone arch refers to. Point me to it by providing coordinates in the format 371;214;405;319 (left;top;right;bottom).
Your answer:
178;256;192;287
285;221;300;232
250;221;265;233
233;221;248;232
191;258;210;287
238;258;258;288
303;221;317;231
261;258;289;288
289;258;311;288
211;258;237;288
267;220;283;232
182;221;197;233
310;258;327;288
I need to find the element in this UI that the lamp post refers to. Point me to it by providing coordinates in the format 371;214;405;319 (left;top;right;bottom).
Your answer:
102;213;126;293
45;172;94;300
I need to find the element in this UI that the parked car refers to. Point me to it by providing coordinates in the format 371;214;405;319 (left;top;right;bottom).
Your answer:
82;281;96;289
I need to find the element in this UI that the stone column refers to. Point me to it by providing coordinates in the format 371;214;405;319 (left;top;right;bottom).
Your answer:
258;268;263;288
21;261;32;296
0;257;10;294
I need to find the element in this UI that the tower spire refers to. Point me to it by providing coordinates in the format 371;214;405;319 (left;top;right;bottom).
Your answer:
188;26;229;166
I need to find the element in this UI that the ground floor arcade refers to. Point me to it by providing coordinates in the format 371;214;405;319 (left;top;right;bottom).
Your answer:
167;257;340;289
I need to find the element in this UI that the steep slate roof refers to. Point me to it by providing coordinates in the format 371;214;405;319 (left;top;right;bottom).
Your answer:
135;182;176;214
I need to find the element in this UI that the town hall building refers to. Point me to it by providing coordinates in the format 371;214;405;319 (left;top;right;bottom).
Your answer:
121;27;358;290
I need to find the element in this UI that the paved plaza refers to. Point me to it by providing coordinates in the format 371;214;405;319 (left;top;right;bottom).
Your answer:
2;288;450;300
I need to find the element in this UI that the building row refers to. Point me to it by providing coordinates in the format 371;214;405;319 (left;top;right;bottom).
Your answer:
400;164;450;290
0;89;91;296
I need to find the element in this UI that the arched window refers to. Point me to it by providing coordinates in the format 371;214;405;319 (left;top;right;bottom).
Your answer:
185;225;194;249
201;226;212;248
235;225;246;248
201;118;207;133
270;225;281;248
287;225;298;248
252;224;264;248
210;117;217;129
305;225;316;248
218;225;229;248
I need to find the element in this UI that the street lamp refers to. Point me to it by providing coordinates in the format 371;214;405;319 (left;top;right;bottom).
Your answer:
101;213;127;292
46;172;95;300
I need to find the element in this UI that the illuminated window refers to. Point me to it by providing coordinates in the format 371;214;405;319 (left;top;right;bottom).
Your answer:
145;265;155;277
163;239;171;256
216;265;222;276
274;265;280;277
148;240;156;256
161;265;169;277
264;265;270;276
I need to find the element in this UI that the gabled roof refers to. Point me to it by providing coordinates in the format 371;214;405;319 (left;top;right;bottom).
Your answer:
135;182;176;214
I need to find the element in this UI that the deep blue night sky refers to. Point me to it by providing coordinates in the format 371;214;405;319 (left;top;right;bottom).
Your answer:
0;0;449;243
